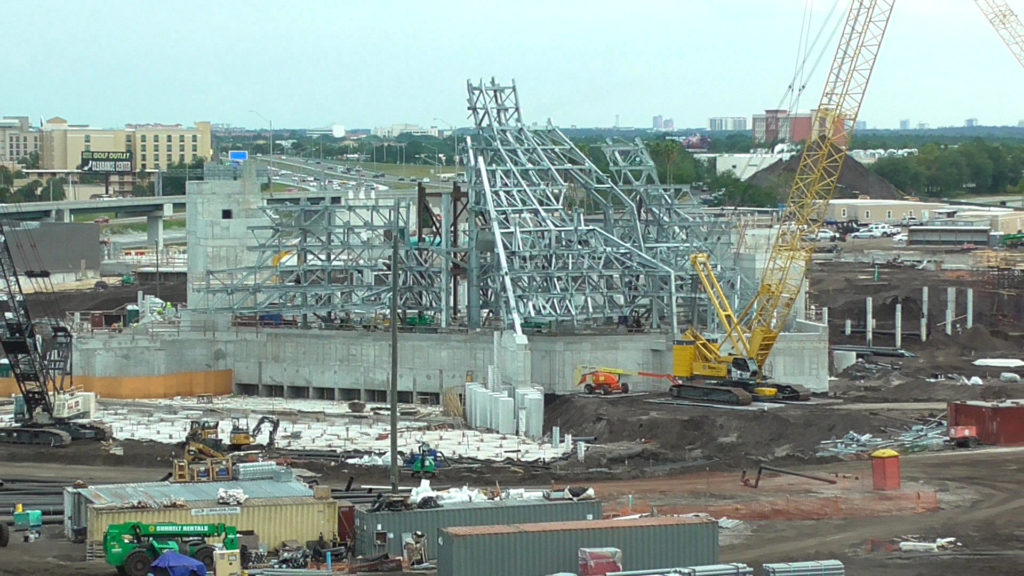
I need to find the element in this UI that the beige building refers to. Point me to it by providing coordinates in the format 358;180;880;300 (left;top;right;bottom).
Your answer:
40;117;212;172
0;116;40;165
824;198;948;224
823;198;1024;233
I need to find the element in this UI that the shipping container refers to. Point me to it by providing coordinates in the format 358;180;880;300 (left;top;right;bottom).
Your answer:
948;400;1024;446
437;516;718;576
86;497;337;556
355;498;602;558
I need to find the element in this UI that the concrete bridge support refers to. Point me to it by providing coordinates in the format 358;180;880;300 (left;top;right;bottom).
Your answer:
147;203;173;252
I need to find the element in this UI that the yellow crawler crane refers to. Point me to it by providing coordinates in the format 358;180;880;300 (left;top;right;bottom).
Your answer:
671;0;895;405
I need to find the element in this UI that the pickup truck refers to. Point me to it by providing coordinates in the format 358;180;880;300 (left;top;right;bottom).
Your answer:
863;223;900;237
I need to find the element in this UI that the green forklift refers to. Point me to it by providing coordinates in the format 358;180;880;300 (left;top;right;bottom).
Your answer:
104;522;239;576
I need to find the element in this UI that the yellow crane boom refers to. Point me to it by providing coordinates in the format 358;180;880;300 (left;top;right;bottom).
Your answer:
670;0;894;404
975;0;1024;68
735;0;895;371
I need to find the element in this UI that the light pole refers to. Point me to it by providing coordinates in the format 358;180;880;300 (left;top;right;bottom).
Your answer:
433;118;458;169
250;110;273;167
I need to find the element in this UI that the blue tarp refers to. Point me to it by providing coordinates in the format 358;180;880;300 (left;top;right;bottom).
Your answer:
150;550;207;576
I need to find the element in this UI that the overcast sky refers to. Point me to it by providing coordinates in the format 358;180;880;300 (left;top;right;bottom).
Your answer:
3;0;1022;131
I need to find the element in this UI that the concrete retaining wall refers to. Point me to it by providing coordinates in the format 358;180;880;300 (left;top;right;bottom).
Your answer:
68;324;829;399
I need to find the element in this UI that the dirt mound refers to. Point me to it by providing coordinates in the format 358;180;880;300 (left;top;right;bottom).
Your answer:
749;155;903;200
544;394;886;470
25;279;188;314
959;326;1021;355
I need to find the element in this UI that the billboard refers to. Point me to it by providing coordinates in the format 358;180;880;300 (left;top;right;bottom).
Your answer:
81;151;134;173
228;150;249;163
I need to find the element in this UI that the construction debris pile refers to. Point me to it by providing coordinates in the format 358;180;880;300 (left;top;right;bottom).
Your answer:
816;417;949;458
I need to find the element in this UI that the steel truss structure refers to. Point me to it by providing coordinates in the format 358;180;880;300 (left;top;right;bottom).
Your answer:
464;78;686;336
195;81;746;336
199;200;443;328
599;137;747;309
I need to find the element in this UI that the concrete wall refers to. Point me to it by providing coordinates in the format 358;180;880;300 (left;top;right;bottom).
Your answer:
6;222;101;274
185;166;269;309
0;371;232;399
69;325;829;398
763;319;829;393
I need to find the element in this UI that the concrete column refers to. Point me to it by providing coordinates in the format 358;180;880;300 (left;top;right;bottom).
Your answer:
845;319;851;336
147;214;165;253
822;307;829;328
921;286;929;342
967;288;974;330
866;297;873;346
895;302;902;349
946;286;955;336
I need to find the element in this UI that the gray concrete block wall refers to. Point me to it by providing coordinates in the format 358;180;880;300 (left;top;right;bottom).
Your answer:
763;319;829;392
73;324;829;397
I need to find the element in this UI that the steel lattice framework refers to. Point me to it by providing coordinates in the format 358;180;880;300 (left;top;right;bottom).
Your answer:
465;78;679;336
600;137;739;271
199;200;443;327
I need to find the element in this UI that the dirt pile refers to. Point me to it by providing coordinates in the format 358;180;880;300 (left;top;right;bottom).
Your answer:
544;394;888;472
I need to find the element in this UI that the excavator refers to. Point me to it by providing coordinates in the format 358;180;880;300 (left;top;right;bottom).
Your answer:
229;415;281;450
185;416;280;452
668;0;895;405
0;224;108;446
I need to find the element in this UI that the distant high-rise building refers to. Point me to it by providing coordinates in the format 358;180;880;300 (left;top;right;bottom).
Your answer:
40;117;212;172
965;118;978;127
899;119;911;130
916;122;929;130
653;115;664;130
855;120;867;131
0;116;39;164
708;117;748;131
752;109;789;143
663;118;674;131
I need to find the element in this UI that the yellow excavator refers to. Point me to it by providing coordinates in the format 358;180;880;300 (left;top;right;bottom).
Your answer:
229;416;281;450
669;0;894;405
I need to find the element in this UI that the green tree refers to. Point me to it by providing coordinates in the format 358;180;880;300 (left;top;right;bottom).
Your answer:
13;179;43;202
16;151;39;169
646;139;702;185
0;166;12;188
711;172;778;208
41;178;65;201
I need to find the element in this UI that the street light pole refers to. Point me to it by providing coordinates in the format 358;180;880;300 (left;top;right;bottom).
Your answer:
250;110;273;168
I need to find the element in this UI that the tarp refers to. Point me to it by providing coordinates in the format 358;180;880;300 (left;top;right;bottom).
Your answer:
150;550;207;576
972;358;1024;368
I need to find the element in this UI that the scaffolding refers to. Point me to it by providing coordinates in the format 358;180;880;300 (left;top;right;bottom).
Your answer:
199;199;443;329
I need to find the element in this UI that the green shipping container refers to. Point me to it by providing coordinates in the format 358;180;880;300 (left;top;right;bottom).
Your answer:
437;516;719;576
355;499;602;559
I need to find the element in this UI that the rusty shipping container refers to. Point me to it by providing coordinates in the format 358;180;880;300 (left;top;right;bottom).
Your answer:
86;497;337;554
948;400;1024;445
437;516;718;576
356;498;602;558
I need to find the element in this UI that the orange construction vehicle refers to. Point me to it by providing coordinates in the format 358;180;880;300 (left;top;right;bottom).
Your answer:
574;366;670;395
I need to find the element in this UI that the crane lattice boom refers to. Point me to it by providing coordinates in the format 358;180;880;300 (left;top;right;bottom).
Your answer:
736;0;895;371
975;0;1024;70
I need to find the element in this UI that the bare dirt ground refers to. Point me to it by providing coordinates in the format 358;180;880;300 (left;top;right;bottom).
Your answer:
1;259;1022;575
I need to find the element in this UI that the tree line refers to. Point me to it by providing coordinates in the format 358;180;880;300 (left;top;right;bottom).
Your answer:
870;138;1024;198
